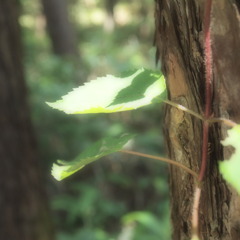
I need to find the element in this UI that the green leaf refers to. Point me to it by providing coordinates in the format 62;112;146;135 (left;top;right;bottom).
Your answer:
47;68;166;114
52;134;134;181
219;125;240;193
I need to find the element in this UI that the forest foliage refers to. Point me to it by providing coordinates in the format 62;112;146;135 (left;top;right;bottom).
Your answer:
20;0;240;239
21;0;170;239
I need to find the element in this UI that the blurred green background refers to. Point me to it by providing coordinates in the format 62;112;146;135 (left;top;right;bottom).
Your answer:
20;0;170;239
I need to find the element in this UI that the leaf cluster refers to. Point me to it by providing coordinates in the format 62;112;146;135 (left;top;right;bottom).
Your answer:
48;68;240;195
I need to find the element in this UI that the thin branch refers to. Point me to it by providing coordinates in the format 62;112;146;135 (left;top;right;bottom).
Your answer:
163;100;239;129
164;100;204;121
208;118;237;128
119;149;198;178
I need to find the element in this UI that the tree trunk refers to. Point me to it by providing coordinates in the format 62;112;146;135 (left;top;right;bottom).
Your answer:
155;1;240;239
104;0;117;32
41;0;78;56
0;1;54;239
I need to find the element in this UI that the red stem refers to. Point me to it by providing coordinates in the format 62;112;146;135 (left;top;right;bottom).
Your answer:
198;0;213;182
198;121;209;181
191;1;213;238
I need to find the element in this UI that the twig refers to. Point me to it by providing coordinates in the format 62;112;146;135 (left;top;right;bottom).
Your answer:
164;100;239;129
208;118;237;128
164;100;204;121
119;149;198;178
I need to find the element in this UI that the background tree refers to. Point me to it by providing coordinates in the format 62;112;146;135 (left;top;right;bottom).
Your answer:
103;0;117;32
41;0;78;56
155;0;240;239
0;1;54;239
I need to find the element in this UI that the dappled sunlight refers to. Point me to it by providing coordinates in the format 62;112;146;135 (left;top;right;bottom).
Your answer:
115;4;132;25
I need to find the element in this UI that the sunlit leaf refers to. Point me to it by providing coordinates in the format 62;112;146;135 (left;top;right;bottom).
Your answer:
47;68;166;114
52;134;134;181
219;125;240;193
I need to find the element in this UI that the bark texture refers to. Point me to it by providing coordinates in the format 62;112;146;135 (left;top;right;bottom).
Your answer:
0;1;54;239
41;0;78;56
155;0;240;239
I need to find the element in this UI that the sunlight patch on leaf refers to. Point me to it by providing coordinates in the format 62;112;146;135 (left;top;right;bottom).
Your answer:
219;125;240;193
47;68;166;114
52;134;135;181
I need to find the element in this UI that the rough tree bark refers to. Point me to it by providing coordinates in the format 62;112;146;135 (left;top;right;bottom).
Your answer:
0;1;54;240
155;1;240;239
41;0;78;56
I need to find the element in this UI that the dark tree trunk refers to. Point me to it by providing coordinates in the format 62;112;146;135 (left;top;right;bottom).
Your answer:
41;0;78;56
155;1;240;239
105;0;116;18
104;0;117;32
0;1;54;240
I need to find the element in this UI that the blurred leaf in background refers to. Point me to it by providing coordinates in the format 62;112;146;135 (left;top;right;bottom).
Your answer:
20;0;170;239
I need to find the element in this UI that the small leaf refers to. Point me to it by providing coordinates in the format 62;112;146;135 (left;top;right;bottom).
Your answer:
47;68;166;114
219;125;240;193
52;134;134;181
